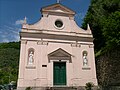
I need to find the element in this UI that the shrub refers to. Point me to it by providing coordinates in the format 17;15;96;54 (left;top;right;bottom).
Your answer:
85;82;94;90
25;87;32;90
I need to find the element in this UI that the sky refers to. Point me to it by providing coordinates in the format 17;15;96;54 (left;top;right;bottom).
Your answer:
0;0;90;43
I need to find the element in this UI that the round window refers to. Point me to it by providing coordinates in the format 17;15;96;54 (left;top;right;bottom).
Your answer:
55;20;63;28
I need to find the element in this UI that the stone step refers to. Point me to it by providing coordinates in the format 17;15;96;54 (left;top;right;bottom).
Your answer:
50;87;77;90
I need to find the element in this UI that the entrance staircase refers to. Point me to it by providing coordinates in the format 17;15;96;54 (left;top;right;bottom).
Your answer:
31;86;98;90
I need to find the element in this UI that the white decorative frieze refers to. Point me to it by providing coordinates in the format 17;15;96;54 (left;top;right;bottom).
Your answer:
37;40;48;45
71;43;81;47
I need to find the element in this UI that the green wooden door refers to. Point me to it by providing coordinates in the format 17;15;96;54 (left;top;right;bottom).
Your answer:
54;62;66;85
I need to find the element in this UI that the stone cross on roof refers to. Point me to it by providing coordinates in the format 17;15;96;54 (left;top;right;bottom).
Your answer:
57;0;61;3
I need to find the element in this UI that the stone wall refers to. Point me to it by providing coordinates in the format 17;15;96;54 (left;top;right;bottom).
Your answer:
96;46;120;86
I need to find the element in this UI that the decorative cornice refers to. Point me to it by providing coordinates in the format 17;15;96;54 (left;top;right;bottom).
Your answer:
41;3;75;15
21;28;92;35
20;39;94;46
20;32;94;42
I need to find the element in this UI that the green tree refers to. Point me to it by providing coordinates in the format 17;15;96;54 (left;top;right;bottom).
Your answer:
82;0;120;54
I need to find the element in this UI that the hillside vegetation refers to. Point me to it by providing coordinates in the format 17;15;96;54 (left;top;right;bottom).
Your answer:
0;42;20;84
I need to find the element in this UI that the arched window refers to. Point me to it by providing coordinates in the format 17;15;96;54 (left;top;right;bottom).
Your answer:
83;51;88;66
28;48;34;65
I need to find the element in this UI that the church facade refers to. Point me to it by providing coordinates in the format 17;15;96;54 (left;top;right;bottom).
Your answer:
17;3;97;90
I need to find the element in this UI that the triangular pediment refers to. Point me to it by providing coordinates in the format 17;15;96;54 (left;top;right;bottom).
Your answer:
48;48;72;62
48;48;71;57
42;4;75;15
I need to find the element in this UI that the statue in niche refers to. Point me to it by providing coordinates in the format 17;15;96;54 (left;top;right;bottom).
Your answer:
83;53;88;66
28;51;34;64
